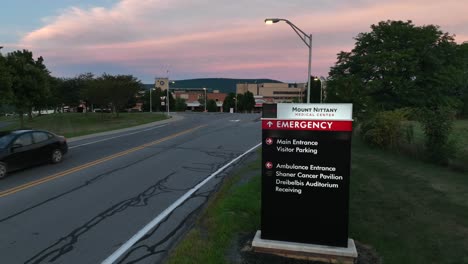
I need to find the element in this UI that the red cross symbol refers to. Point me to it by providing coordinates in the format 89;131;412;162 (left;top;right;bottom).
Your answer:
265;138;273;145
265;162;273;169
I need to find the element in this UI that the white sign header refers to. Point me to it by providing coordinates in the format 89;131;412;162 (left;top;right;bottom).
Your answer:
276;103;353;120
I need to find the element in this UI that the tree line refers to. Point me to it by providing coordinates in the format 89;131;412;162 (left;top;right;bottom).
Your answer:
222;92;255;113
0;49;143;126
0;48;258;123
325;20;468;164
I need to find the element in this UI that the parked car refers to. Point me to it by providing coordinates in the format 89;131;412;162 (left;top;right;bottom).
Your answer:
0;130;68;178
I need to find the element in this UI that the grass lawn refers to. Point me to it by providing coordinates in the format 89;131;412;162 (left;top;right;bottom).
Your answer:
0;112;167;138
167;153;261;264
350;139;468;264
404;119;468;169
448;119;468;167
166;139;468;264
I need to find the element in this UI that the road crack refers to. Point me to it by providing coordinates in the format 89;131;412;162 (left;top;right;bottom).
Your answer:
24;172;187;264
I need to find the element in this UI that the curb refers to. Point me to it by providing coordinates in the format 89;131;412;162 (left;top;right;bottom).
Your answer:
67;114;184;143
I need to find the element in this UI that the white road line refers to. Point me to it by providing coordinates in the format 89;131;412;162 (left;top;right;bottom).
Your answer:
101;142;262;264
69;125;168;149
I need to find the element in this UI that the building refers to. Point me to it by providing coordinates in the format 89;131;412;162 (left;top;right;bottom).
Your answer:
153;77;227;111
236;82;306;109
172;88;227;112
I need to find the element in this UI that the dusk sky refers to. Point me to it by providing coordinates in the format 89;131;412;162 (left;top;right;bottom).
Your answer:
2;0;468;84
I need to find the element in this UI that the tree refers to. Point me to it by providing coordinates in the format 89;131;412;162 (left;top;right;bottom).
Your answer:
167;91;175;112
72;73;95;112
104;74;141;117
5;50;50;127
236;93;245;112
327;20;462;163
174;98;187;111
328;20;460;112
0;48;13;106
206;99;218;112
125;88;140;110
55;74;93;112
40;76;63;114
141;87;162;112
241;91;255;112
222;93;236;112
456;42;468;117
160;90;174;112
82;76;108;117
83;73;141;117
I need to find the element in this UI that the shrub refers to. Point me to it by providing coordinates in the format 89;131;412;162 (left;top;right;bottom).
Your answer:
174;98;187;112
417;107;456;165
360;109;410;149
207;99;218;112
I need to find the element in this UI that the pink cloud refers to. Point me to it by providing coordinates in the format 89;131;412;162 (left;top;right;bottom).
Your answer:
454;34;468;43
15;0;468;82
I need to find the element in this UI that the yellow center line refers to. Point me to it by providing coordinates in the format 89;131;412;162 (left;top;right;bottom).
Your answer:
0;125;205;198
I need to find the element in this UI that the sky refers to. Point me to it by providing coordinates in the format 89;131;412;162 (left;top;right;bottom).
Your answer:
1;0;468;84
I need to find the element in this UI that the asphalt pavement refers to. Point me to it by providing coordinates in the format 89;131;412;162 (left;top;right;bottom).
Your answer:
0;112;262;264
0;120;12;129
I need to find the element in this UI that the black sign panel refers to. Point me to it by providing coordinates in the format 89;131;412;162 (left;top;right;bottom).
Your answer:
261;104;353;248
262;103;278;118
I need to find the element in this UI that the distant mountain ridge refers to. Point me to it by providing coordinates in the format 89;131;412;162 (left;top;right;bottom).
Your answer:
143;78;283;94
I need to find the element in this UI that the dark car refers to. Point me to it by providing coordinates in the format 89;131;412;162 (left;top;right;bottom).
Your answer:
0;130;68;178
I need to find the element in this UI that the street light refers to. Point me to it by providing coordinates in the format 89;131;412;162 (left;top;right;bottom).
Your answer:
166;85;170;116
167;81;175;115
320;76;326;103
149;88;155;113
265;18;312;103
314;77;326;103
234;95;238;113
203;88;207;112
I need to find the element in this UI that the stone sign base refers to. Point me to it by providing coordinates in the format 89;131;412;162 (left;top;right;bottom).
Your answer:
252;231;358;264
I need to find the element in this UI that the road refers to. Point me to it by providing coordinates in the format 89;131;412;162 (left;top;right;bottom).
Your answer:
0;120;12;129
0;112;262;264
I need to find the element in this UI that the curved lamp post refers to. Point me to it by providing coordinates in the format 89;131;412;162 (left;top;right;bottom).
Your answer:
265;18;312;103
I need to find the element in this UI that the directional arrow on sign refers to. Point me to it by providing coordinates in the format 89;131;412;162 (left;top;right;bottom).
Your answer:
267;121;273;127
